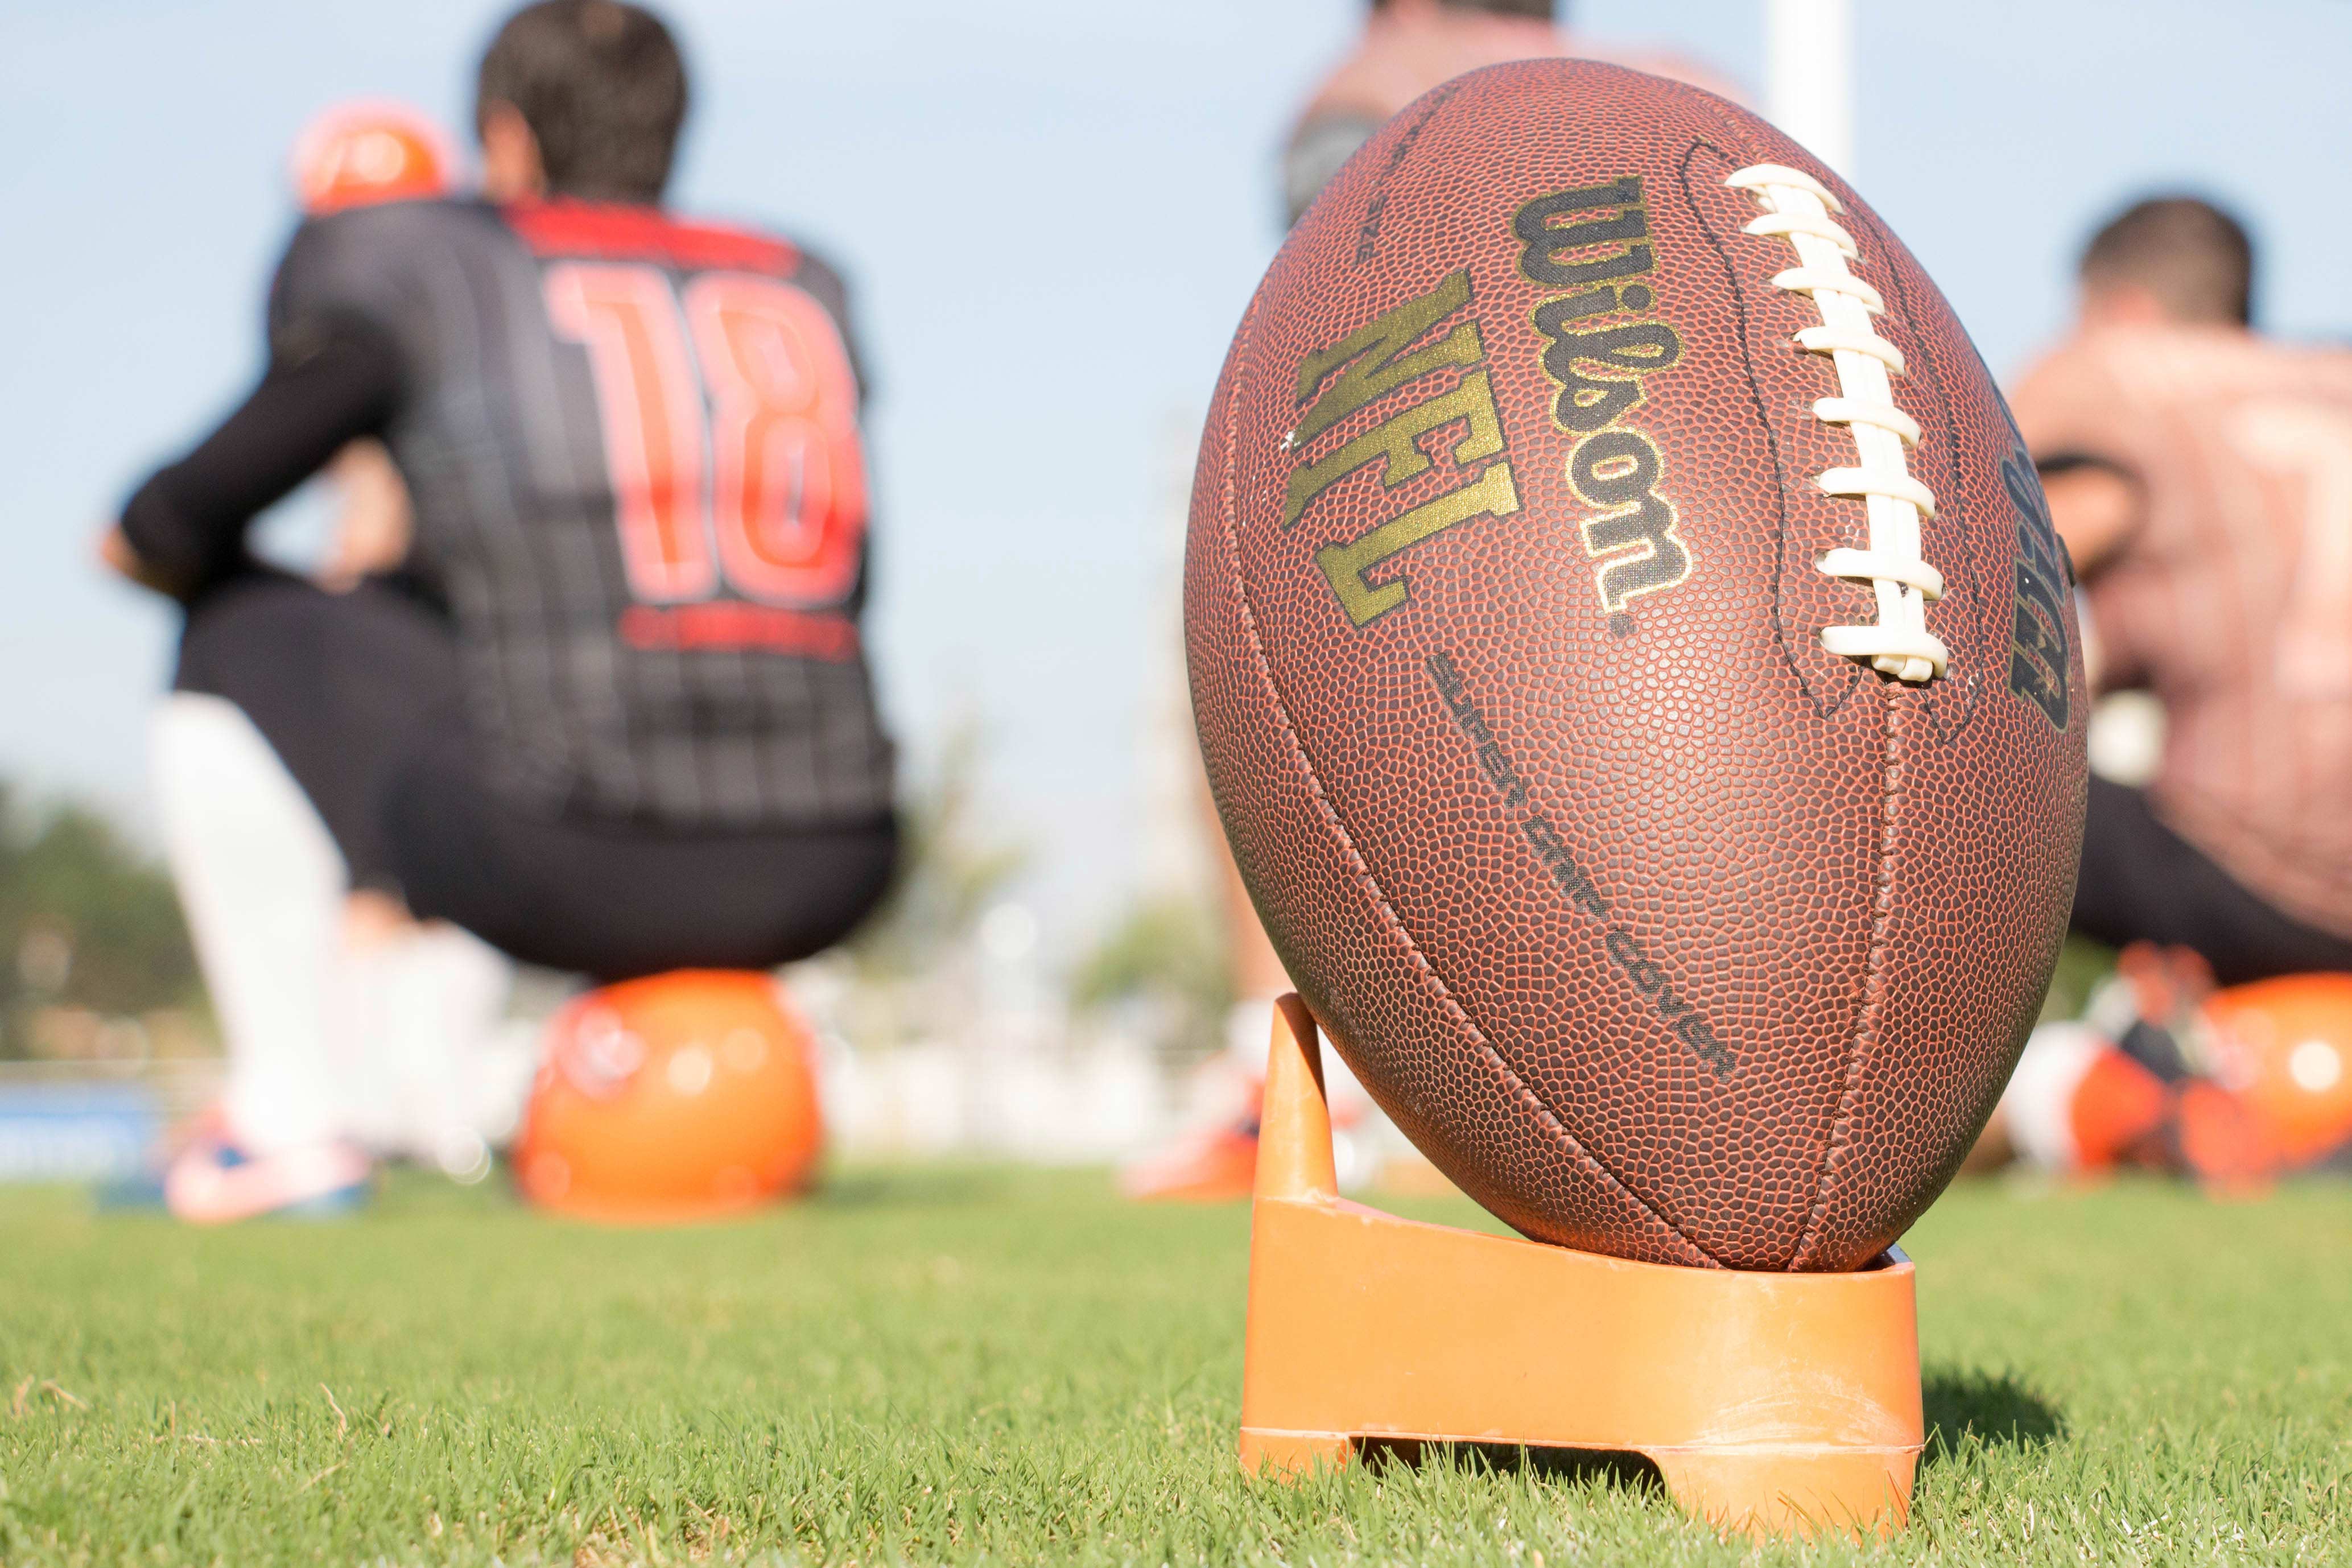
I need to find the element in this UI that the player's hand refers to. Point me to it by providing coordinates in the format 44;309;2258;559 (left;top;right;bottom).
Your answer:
96;525;187;598
317;439;414;592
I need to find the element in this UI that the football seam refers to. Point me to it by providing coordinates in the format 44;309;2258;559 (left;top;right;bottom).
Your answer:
1796;613;1909;1268
1692;121;1920;1268
1216;286;1713;1270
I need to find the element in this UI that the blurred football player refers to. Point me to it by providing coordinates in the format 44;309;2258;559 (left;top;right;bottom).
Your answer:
1282;0;1737;229
1987;196;2352;1183
104;1;897;1220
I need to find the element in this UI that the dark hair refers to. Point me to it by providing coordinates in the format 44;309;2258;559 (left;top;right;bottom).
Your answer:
2079;196;2255;326
476;0;688;204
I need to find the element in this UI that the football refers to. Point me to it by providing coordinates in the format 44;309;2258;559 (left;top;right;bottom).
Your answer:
1186;59;2089;1270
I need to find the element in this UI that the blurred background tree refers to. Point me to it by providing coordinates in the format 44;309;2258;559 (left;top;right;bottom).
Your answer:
1068;892;1232;1061
817;717;1032;1052
844;717;1029;981
0;781;203;1059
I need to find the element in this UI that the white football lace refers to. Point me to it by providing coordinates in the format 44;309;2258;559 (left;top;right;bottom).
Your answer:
1726;163;1947;683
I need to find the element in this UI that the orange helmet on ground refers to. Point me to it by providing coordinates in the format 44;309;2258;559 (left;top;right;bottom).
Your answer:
515;971;824;1222
289;100;456;216
2202;973;2352;1168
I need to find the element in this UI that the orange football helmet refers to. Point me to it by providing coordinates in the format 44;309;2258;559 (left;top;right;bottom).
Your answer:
289;100;456;216
2203;973;2352;1169
514;970;824;1222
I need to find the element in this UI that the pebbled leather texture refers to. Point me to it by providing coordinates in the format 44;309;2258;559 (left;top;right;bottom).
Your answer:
1185;60;2087;1271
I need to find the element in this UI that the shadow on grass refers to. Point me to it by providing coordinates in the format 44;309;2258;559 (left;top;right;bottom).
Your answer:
1351;1369;2061;1501
1921;1367;2065;1463
1363;1438;1666;1498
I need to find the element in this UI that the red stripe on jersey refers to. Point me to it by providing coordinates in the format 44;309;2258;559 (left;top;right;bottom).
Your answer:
506;200;800;275
618;603;861;661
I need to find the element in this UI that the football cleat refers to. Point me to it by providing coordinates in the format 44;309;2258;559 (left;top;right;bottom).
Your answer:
162;1138;373;1224
1119;1087;1264;1204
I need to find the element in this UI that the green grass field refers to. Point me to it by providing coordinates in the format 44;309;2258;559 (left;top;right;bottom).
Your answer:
2;1167;2346;1566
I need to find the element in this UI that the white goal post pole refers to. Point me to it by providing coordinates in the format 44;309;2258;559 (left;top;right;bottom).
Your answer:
1764;0;1856;179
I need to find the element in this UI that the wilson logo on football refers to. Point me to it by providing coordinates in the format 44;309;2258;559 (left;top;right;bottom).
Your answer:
2001;448;2074;729
1513;177;1690;633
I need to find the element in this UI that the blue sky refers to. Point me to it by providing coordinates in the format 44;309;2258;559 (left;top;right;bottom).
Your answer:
5;0;2350;944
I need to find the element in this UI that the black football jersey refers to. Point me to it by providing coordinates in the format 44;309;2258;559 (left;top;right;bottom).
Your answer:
267;197;894;831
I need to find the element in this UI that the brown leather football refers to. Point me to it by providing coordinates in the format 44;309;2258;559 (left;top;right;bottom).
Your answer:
1186;60;2087;1271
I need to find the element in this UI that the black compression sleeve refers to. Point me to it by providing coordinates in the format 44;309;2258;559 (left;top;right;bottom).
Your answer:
119;312;405;597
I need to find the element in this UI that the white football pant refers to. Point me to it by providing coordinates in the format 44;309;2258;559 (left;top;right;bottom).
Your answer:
152;694;517;1163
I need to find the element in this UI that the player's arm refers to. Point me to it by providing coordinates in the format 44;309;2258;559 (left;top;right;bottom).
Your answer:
105;310;403;601
2033;452;2144;580
2009;346;2146;581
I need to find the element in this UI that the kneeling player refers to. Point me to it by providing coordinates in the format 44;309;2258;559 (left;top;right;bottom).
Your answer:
107;0;896;1219
1986;197;2352;1183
